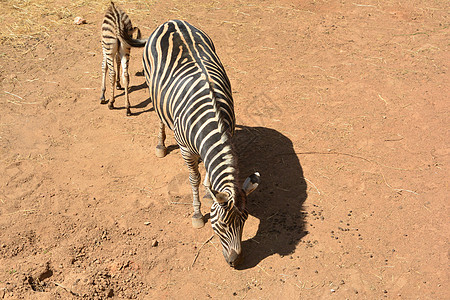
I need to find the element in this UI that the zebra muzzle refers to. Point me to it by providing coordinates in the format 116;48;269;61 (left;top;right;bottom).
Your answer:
225;249;242;267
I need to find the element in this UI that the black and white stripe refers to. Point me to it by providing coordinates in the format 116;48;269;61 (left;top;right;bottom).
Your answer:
99;2;144;116
120;20;259;266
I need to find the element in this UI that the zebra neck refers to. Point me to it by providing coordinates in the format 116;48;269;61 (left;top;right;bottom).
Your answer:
204;139;238;199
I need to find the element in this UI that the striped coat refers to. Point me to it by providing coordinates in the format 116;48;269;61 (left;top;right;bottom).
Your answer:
121;20;260;267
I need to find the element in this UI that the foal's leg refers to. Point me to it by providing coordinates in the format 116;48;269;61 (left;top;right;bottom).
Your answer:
115;54;123;90
100;52;108;104
119;46;131;115
107;53;116;110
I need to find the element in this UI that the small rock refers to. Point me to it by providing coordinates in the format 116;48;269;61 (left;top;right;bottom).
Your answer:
151;240;158;247
144;222;150;226
73;17;87;25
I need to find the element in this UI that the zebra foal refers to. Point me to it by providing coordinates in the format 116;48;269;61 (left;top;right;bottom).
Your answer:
120;20;260;267
100;2;145;116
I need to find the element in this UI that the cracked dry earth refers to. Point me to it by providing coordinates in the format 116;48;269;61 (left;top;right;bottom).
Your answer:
0;0;448;299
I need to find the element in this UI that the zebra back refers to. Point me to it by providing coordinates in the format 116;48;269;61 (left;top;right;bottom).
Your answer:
101;2;134;48
144;20;238;195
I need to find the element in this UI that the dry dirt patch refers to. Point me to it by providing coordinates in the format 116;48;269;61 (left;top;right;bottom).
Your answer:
0;0;448;299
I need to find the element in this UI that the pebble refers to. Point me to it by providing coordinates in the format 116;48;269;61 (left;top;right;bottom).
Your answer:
144;222;150;226
73;17;87;25
151;240;158;247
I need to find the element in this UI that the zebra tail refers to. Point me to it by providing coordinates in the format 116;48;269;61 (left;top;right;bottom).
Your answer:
110;1;147;48
117;21;147;48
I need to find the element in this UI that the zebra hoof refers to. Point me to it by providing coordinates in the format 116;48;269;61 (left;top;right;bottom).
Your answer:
108;102;114;110
192;215;205;229
126;108;132;116
155;145;166;158
202;194;213;207
100;97;108;105
116;84;123;90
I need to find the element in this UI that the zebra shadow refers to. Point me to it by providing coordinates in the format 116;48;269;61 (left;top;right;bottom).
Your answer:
114;81;154;115
233;125;308;269
132;97;154;116
116;81;148;96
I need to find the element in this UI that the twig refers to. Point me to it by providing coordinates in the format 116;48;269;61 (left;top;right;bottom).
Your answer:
381;173;419;195
288;151;418;171
191;234;214;268
52;281;79;296
378;94;388;105
312;65;326;71
22;39;44;55
371;272;383;280
209;239;219;251
275;186;290;192
353;3;377;7
4;91;38;105
289;151;419;194
302;177;321;195
256;264;270;276
393;32;429;37
6;209;37;215
4;91;24;100
7;99;22;105
327;76;344;82
384;137;404;142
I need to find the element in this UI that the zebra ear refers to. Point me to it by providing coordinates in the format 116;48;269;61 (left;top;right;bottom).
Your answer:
242;172;261;196
206;187;229;204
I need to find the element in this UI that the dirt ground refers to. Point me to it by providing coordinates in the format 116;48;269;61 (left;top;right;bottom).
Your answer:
0;0;448;299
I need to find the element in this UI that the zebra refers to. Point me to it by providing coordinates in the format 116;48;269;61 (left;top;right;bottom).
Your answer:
100;2;144;116
120;20;260;266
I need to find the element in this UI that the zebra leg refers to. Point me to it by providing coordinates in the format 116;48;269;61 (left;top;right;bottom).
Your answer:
100;53;108;104
202;173;213;206
120;48;131;116
155;121;167;158
107;54;116;110
180;148;204;229
115;54;123;90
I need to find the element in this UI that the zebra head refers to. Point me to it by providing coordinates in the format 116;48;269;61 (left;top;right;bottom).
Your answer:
209;172;260;267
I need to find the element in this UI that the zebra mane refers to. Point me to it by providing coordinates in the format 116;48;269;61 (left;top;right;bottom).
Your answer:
208;81;227;136
207;79;239;200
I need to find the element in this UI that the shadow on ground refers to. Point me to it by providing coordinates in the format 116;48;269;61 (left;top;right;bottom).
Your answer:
233;125;308;269
113;81;154;115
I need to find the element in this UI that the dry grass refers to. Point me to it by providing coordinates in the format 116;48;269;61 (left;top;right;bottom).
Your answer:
0;0;156;47
0;0;73;46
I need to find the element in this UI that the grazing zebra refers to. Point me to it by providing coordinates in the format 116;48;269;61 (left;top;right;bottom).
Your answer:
120;20;260;266
100;2;145;116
